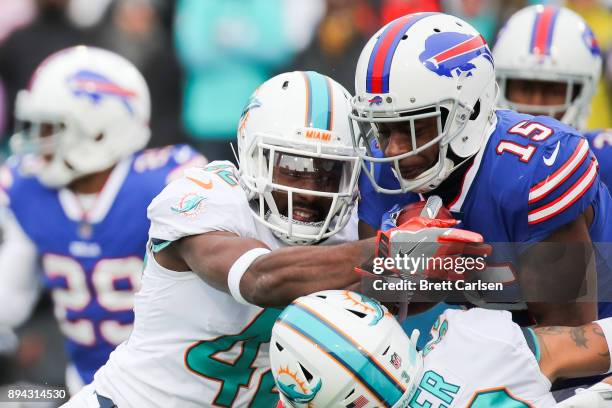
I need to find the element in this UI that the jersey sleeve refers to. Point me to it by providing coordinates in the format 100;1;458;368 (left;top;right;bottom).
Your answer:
525;131;600;244
0;207;40;327
147;161;255;245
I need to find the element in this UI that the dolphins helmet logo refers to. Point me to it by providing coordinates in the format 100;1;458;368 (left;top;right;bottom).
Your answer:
419;32;493;78
582;26;600;56
67;70;137;115
276;366;322;404
343;291;385;326
238;95;262;138
368;95;383;106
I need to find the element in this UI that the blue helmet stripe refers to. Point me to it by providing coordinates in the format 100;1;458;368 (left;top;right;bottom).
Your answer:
278;303;405;404
304;71;332;130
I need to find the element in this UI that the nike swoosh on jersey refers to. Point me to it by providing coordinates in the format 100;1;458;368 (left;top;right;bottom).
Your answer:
187;176;213;189
543;141;561;166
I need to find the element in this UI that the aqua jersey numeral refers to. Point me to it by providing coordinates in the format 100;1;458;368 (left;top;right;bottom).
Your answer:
204;164;239;186
185;308;281;407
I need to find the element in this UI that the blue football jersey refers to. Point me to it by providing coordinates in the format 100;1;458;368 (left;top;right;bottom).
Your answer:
1;144;205;384
584;129;612;189
359;110;612;316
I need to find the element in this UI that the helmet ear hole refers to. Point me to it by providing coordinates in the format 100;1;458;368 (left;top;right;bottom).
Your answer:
275;342;284;352
282;80;289;90
469;99;481;121
95;133;104;142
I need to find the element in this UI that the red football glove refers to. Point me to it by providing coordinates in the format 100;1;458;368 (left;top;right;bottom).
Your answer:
373;214;492;281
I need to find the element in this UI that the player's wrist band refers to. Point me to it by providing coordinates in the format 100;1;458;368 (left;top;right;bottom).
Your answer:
228;247;271;305
594;317;612;374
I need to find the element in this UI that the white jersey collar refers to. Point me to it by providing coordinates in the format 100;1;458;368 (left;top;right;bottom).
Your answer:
448;113;498;213
59;156;133;224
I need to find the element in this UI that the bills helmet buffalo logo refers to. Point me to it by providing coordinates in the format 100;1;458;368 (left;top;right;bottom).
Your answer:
368;96;383;106
419;32;493;78
67;70;137;115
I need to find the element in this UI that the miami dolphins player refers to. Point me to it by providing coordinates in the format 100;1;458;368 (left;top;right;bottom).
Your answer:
0;46;205;393
351;12;612;324
270;290;612;407
493;5;611;189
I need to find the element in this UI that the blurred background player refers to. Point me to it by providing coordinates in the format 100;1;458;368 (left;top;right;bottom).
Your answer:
493;4;612;189
270;291;612;408
352;12;612;329
0;46;205;395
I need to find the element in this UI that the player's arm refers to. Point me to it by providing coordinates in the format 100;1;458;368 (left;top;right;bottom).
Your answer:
536;319;611;382
520;132;601;326
520;207;597;326
0;209;40;327
359;220;378;239
155;231;376;308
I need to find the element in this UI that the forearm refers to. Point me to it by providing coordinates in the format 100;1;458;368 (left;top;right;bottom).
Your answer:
536;322;610;382
241;238;376;307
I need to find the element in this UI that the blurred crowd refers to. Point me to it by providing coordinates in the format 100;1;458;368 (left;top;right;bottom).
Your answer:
0;0;610;161
0;0;611;392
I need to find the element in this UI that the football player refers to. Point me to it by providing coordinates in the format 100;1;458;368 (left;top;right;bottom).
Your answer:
270;290;612;407
494;5;611;189
352;12;612;324
0;46;206;393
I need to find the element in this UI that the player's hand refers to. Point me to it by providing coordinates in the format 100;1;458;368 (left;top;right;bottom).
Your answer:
376;215;491;281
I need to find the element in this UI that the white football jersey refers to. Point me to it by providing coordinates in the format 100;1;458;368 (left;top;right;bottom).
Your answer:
412;308;556;407
88;161;359;408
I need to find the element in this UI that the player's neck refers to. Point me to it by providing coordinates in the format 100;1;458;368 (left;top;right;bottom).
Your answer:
68;166;115;194
425;152;475;206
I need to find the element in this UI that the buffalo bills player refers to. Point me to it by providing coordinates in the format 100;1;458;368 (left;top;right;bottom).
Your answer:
0;46;205;394
494;5;611;189
351;12;612;326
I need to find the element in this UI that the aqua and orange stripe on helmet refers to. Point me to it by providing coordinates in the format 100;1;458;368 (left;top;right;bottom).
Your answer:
277;302;406;405
302;71;334;131
529;6;560;56
366;13;437;94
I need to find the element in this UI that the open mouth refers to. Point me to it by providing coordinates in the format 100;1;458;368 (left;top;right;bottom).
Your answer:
292;206;323;223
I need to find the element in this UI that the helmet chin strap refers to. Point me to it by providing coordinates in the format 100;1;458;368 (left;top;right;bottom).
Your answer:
393;154;474;194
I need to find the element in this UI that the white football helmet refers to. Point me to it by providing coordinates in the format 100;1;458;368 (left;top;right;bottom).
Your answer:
270;290;423;408
10;46;151;187
351;13;498;194
493;5;602;130
238;71;362;245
